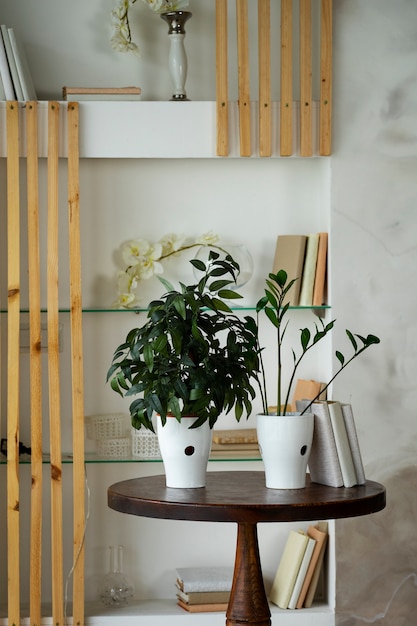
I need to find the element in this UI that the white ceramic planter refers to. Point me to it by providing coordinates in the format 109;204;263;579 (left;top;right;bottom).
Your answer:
256;413;314;489
156;415;212;488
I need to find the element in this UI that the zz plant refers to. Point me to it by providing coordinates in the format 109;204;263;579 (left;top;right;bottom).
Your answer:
253;269;380;415
107;252;260;431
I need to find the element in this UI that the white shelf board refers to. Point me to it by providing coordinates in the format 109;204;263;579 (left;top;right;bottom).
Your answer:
0;600;335;625
0;100;321;159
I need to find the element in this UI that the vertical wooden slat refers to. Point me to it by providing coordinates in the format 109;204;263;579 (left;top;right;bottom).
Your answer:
67;102;85;626
6;100;20;626
27;101;43;626
319;0;332;155
300;0;313;156
280;0;293;156
258;0;271;157
236;0;251;156
47;101;64;626
216;0;229;156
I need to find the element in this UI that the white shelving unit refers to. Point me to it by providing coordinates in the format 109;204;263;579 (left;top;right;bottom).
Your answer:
0;100;334;625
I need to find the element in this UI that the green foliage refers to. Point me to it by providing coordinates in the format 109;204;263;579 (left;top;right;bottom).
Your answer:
107;252;260;431
255;270;380;415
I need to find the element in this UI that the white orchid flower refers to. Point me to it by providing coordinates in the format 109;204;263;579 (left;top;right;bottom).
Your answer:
159;233;187;256
195;231;220;246
121;239;152;266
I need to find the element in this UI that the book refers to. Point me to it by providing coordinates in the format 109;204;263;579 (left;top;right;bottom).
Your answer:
299;233;320;306
176;566;233;593
209;448;260;459
62;86;141;101
307;401;344;487
0;26;15;99
312;232;328;306
271;235;307;306
327;401;357;487
0;24;23;100
269;529;309;609
7;28;37;101
292;379;326;410
177;598;228;612
211;442;259;451
176;588;230;604
211;428;257;445
341;403;366;484
296;522;328;608
303;522;329;608
0;71;6;99
287;535;316;609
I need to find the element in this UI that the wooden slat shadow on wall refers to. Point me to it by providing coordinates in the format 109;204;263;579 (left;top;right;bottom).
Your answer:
5;102;85;626
215;0;333;157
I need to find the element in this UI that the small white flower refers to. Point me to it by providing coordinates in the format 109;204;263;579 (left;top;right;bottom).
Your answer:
141;0;165;12
195;231;220;246
121;239;151;266
159;233;187;256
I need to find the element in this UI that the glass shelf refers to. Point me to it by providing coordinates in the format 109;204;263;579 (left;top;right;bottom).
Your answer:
0;452;263;465
0;305;331;314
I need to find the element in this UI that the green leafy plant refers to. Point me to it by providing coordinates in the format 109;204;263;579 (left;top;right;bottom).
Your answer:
253;269;380;415
107;252;260;431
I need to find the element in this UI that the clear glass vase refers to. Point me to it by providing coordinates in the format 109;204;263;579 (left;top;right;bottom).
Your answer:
99;545;134;607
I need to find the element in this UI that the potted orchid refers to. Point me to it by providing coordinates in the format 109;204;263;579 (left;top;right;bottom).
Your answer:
111;0;190;53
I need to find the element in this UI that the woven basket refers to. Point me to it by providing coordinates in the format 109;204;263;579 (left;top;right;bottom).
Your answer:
96;436;131;458
85;413;128;441
131;427;161;459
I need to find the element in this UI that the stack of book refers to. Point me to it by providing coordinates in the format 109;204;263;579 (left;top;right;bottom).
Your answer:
62;86;141;101
0;24;37;101
269;522;329;610
296;399;366;488
271;232;328;307
175;566;233;613
210;428;260;459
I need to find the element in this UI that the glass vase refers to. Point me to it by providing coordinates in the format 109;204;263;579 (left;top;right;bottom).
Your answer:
99;545;134;607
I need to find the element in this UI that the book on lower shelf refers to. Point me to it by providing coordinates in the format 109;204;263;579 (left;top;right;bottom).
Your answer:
62;86;142;101
269;529;310;609
177;598;228;612
176;566;233;593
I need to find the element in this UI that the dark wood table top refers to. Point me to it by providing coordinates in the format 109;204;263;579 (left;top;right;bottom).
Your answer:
108;471;386;524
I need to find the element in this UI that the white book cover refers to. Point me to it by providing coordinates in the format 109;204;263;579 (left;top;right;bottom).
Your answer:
0;24;23;100
0;71;6;99
341;403;366;484
288;536;316;609
270;530;309;609
0;27;15;99
308;401;344;487
8;28;37;101
176;566;233;593
327;401;357;487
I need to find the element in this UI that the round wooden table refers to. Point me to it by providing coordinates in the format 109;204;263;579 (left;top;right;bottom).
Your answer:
108;471;386;626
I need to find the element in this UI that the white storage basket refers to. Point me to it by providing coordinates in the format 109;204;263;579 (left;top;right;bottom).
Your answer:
131;427;161;459
85;413;128;441
96;436;131;458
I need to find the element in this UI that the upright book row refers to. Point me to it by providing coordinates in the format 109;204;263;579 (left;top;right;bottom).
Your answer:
270;522;329;610
0;24;37;101
297;399;366;488
272;232;328;307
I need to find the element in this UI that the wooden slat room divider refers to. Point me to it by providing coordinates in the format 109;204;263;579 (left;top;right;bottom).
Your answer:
215;0;333;157
5;102;85;626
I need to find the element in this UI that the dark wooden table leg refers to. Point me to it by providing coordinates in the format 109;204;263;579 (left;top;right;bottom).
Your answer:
226;522;271;626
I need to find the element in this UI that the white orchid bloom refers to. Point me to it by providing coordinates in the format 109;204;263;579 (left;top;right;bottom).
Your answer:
141;0;165;12
159;233;187;256
121;239;151;266
195;231;220;246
